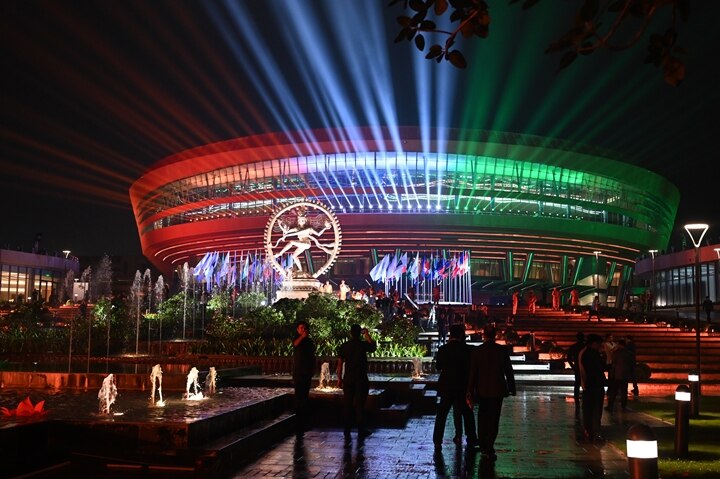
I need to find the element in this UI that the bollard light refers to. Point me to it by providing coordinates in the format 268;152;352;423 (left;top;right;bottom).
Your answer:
675;384;691;457
675;385;691;402
626;423;658;479
688;371;701;417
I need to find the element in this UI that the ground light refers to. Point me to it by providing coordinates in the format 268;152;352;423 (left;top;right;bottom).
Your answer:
674;384;691;457
626;423;658;479
688;371;700;418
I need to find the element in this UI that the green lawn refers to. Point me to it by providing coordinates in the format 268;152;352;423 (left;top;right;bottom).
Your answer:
618;396;720;478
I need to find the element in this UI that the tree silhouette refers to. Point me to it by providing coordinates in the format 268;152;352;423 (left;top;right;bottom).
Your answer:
390;0;688;85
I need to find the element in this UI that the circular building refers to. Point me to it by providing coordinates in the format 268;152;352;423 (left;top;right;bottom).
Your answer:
130;127;679;306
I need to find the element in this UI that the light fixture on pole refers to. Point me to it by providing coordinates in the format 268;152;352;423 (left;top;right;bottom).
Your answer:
593;251;602;291
684;223;709;405
62;250;71;259
649;250;658;312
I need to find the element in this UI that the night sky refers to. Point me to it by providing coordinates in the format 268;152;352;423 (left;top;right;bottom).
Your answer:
2;1;719;258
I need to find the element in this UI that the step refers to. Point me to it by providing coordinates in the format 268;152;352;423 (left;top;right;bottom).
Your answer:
376;403;411;428
198;412;296;475
419;390;438;415
63;413;296;478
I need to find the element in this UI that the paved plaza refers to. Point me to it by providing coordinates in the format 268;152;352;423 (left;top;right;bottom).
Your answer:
230;387;669;479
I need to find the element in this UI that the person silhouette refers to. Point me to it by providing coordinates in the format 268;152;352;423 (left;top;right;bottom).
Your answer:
466;325;516;459
337;324;377;438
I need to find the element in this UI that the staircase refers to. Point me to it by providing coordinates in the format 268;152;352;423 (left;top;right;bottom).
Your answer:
507;306;720;393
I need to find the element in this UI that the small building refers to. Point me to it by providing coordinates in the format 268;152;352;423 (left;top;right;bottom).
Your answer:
0;248;79;304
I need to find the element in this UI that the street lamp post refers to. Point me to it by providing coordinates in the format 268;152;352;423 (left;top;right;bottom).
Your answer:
684;223;709;403
649;250;658;313
593;250;602;292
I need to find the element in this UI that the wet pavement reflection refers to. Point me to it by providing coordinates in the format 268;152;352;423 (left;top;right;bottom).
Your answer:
231;387;634;478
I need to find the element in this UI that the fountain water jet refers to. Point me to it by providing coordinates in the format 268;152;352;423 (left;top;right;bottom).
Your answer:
315;362;340;392
412;357;423;379
205;367;217;396
150;364;164;406
98;373;117;414
184;367;204;400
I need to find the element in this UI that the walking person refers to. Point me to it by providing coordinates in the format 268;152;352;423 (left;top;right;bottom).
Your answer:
625;335;640;398
570;288;580;313
337;324;377;438
466;325;516;460
588;294;601;321
551;287;561;311
292;321;315;434
437;307;448;345
578;334;607;442
565;332;585;416
703;296;714;323
433;325;477;449
605;339;634;412
527;290;537;317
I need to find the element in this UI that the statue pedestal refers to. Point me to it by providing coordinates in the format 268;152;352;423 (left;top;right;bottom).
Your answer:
274;277;322;302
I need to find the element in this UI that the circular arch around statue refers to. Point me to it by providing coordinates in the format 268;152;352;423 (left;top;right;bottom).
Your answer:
264;199;342;280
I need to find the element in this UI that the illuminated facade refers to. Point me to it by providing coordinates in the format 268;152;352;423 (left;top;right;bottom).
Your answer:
0;249;79;304
130;127;679;306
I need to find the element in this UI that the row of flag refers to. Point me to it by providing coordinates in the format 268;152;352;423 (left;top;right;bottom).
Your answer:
190;251;293;291
369;251;471;284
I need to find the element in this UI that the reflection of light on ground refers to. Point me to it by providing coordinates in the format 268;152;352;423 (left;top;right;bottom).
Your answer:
314;386;342;393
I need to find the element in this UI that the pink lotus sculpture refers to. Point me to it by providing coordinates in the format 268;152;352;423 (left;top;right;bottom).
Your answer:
1;396;48;417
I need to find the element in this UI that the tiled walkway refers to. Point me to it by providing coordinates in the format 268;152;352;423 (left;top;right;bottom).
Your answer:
229;387;670;478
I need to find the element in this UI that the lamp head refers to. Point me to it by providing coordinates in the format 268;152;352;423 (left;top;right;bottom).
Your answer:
684;223;709;248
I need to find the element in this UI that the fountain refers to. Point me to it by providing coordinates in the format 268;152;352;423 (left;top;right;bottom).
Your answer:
205;367;217;396
411;357;423;379
149;364;164;406
98;373;117;414
184;367;204;400
315;362;340;391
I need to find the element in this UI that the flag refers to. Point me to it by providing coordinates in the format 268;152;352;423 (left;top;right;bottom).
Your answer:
193;252;210;282
370;254;390;282
228;252;238;287
263;256;273;281
393;252;408;281
241;253;250;281
399;253;409;274
458;251;470;276
385;253;398;281
215;253;229;287
409;252;420;282
450;254;460;278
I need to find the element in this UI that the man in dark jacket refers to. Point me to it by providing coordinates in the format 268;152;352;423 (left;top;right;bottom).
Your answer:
337;323;377;438
292;321;315;434
579;334;607;442
466;325;516;460
433;324;477;449
565;332;585;416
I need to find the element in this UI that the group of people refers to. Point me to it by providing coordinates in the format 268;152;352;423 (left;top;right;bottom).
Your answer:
565;331;639;442
292;319;516;460
433;324;516;460
511;288;566;318
291;320;377;438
